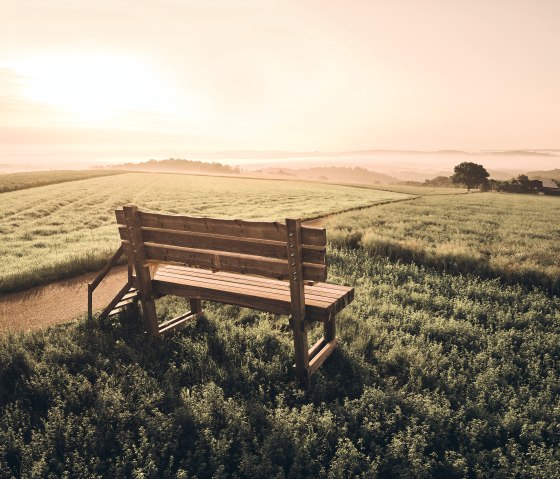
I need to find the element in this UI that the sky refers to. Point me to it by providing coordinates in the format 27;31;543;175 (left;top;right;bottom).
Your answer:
1;0;559;166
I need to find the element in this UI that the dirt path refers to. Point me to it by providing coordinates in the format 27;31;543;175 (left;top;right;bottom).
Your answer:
0;266;129;333
0;194;426;334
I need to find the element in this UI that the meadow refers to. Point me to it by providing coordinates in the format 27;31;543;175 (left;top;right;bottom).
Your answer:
0;169;124;193
0;172;411;293
0;178;559;477
326;192;560;293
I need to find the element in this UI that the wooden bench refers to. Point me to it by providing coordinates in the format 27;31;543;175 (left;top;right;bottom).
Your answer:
115;204;354;383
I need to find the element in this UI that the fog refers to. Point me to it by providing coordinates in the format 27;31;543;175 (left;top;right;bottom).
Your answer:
1;145;557;182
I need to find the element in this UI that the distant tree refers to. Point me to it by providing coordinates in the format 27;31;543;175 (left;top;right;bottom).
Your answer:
451;162;489;191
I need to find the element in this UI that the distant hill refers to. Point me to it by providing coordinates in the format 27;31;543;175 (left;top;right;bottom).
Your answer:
111;158;240;175
256;166;399;184
526;169;560;182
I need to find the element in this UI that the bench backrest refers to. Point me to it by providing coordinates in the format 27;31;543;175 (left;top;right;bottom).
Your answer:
116;206;327;282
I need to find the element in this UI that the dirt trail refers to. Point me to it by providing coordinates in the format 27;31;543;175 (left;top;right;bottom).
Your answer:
0;266;128;333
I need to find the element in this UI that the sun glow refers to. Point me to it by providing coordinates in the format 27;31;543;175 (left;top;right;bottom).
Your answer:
8;53;179;124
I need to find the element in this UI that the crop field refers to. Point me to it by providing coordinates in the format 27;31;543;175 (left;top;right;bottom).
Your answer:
376;184;470;196
0;169;125;193
326;192;560;293
0;172;411;293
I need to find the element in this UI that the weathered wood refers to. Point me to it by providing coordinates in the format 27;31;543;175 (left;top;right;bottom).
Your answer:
123;205;159;336
89;244;124;292
156;263;349;294
98;282;133;322
158;311;203;336
131;227;326;264
324;312;336;342
155;265;350;307
308;338;338;375
154;268;349;313
115;209;327;246
142;243;327;282
112;205;352;382
286;218;309;385
151;278;339;323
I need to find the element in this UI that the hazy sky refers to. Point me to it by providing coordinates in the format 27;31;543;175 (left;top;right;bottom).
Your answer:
1;0;559;157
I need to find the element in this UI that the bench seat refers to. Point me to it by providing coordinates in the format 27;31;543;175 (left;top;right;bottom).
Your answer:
142;264;354;323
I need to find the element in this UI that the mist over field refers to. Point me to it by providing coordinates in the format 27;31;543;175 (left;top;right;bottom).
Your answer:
2;147;558;182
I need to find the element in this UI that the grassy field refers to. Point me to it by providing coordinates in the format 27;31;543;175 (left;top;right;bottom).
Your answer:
375;184;470;196
0;172;411;293
326;192;560;293
0;169;125;193
1;180;559;477
1;247;558;477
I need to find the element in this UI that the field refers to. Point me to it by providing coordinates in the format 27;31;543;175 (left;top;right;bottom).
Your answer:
0;172;411;293
0;169;124;193
326;192;560;293
0;179;559;477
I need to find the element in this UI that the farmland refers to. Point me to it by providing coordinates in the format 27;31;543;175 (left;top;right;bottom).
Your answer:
0;177;559;477
0;172;411;293
0;169;125;193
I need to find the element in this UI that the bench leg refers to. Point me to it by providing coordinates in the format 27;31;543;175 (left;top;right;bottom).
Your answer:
189;298;202;314
293;319;309;386
141;298;159;336
324;313;336;342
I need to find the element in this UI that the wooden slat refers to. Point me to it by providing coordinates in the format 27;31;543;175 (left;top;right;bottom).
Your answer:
308;337;327;359
115;208;326;246
154;269;336;310
154;269;347;311
158;263;350;293
308;339;338;375
143;243;327;282
158;311;203;336
155;265;348;302
151;279;332;322
134;227;326;264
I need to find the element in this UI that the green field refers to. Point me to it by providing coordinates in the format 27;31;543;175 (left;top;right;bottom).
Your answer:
0;169;125;193
0;172;411;293
326;192;560;293
1;178;559;477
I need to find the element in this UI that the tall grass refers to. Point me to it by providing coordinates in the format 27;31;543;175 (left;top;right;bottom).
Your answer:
325;192;560;293
0;173;410;293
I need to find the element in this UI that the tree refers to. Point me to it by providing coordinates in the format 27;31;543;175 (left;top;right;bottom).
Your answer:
451;162;489;191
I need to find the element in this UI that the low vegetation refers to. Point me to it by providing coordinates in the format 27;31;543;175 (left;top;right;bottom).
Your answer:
1;246;558;477
326;192;560;293
0;173;410;293
0;170;124;193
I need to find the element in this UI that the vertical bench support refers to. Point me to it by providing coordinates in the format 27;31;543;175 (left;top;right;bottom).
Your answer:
123;204;159;336
286;218;309;385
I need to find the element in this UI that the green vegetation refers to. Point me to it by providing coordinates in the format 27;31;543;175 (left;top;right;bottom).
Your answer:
451;162;489;191
1;178;559;477
0;173;410;293
1;246;558;477
326;192;560;293
0;170;124;193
